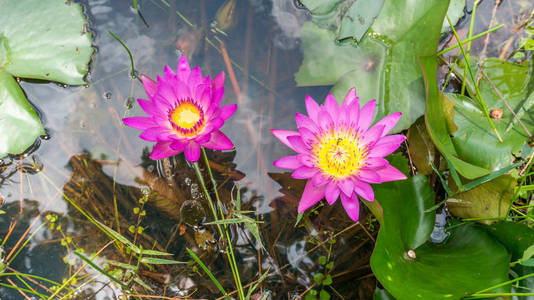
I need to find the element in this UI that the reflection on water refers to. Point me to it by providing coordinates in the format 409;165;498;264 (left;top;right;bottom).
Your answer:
1;0;530;298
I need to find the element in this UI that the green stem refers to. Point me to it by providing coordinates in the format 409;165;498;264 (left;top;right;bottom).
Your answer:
200;148;245;299
192;161;244;300
108;31;136;78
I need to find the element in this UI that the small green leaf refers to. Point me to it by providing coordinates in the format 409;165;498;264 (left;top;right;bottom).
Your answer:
322;274;333;286
318;256;327;265
319;289;331;300
133;207;140;214
313;273;324;284
325;261;334;270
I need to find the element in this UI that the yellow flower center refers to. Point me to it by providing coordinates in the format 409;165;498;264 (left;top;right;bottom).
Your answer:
168;99;204;137
312;128;366;179
171;102;200;129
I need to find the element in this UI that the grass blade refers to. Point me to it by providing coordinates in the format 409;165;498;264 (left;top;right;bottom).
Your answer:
186;248;229;299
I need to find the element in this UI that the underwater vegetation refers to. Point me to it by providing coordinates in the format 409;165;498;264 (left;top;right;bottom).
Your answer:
0;0;533;299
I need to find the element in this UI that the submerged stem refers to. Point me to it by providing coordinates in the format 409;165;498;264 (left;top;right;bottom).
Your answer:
192;159;244;300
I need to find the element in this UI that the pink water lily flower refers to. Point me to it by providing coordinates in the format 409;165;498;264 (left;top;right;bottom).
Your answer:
123;55;236;162
272;89;407;222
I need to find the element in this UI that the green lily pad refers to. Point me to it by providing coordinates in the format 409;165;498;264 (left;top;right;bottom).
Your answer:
447;175;515;224
300;0;384;42
0;0;93;157
449;59;534;172
485;222;534;300
296;0;450;132
0;0;93;83
371;175;510;299
0;69;45;156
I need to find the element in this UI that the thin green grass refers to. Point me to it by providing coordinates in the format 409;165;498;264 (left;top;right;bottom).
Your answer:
447;15;503;142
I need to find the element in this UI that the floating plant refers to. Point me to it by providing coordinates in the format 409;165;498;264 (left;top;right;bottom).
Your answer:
0;0;93;157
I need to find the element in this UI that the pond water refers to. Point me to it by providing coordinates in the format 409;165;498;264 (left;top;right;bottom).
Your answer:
0;0;531;299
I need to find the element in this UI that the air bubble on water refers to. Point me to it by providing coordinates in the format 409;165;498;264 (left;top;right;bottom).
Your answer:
184;177;192;186
103;92;112;100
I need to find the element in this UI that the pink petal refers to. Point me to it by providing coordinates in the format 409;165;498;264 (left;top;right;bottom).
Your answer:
150;142;182;160
356;168;382;183
324;181;340;205
305;95;321;122
298;154;315;167
164;65;176;79
154;79;176;106
138;98;159;116
123;117;156;130
139;127;162;142
311;172;328;186
358;100;376;132
202;130;234;150
194;133;211;144
195;84;211;109
202;117;224;134
317;109;334;129
184;142;201;162
176;55;191;82
376;164;407;182
369;135;406;157
361;125;384;147
210;88;225;111
188;66;203;87
374;112;402;137
170;140;187;150
298;180;325;213
141;75;157;99
298;127;318;146
292;166;318;179
273;155;302;170
343;88;358;107
212;72;225;91
172;80;192;102
365;157;389;168
287;135;309;154
295;113;320;133
340;192;360;222
271;129;300;152
324;94;339;117
219;104;237;120
348;101;360;127
352;179;374;201
339;179;354;197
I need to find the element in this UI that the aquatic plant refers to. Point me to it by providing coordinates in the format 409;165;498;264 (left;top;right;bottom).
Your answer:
123;54;236;162
272;89;406;221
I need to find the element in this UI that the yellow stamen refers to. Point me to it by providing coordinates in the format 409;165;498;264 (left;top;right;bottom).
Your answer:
312;128;366;179
171;102;201;129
